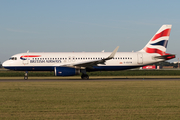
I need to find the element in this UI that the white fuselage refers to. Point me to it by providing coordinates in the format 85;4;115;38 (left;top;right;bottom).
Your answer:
3;52;163;71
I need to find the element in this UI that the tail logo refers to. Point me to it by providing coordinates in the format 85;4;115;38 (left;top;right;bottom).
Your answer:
150;40;168;48
143;25;171;56
151;28;171;41
144;47;165;56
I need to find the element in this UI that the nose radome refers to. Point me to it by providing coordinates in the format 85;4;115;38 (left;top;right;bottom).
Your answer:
2;60;10;67
2;61;6;67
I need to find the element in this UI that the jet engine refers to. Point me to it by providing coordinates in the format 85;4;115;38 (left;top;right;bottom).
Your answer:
54;67;80;76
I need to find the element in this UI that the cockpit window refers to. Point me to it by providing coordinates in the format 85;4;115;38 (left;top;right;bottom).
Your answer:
9;57;17;60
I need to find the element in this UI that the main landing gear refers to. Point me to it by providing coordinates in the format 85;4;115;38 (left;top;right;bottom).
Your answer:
81;74;89;79
24;71;28;80
80;69;89;79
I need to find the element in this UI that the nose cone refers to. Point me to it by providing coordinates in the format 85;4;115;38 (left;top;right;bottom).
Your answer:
2;60;10;68
2;60;17;70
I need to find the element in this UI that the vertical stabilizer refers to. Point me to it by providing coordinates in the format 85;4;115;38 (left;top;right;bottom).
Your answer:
139;25;172;56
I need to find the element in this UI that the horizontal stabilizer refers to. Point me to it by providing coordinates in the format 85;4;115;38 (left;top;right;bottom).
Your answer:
154;54;175;60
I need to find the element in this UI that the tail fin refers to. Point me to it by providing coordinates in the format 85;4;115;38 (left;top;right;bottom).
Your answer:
139;24;172;56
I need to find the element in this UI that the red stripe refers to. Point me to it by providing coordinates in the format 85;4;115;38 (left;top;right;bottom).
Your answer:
164;53;175;60
21;55;41;58
151;28;171;41
144;47;165;56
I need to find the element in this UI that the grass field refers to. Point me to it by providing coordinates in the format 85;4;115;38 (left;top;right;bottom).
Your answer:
1;70;180;77
0;80;180;119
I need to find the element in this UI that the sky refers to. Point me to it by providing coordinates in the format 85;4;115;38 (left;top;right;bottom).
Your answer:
1;0;180;63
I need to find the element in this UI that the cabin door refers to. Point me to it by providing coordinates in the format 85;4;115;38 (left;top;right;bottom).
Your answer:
137;53;143;64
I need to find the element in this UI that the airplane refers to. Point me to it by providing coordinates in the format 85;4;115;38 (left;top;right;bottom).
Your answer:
2;24;175;80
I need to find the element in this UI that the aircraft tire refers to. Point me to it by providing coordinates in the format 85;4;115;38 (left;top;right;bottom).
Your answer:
81;74;89;80
24;76;28;80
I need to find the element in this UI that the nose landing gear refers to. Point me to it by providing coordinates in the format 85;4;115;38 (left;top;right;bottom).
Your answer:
24;71;28;80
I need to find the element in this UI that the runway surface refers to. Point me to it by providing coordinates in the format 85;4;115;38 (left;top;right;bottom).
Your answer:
1;78;180;82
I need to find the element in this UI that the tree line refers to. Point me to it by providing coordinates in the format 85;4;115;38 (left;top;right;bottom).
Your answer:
154;61;179;68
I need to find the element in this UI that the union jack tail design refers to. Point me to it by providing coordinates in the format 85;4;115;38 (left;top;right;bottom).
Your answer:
139;25;172;56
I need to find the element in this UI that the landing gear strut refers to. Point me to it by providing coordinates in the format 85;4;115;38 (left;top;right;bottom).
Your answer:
81;74;89;79
80;69;89;79
24;71;28;80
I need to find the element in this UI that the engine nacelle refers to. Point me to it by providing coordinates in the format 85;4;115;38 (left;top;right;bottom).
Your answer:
54;67;80;76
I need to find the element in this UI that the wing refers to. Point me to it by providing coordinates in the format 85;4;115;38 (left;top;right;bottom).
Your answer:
62;46;119;69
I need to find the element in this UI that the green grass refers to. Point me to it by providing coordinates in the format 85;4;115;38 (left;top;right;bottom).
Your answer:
0;80;180;119
0;71;54;77
88;70;180;76
1;70;180;77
